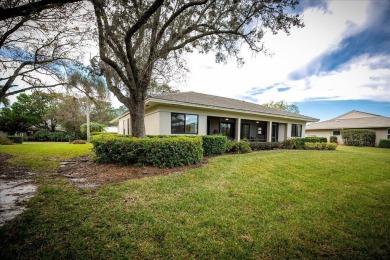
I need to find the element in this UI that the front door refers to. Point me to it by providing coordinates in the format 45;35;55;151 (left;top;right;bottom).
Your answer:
272;123;279;142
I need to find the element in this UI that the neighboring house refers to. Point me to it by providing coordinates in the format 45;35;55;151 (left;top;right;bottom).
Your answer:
114;92;318;142
306;110;390;146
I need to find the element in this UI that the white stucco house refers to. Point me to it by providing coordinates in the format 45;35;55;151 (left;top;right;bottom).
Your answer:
306;110;390;146
113;92;318;142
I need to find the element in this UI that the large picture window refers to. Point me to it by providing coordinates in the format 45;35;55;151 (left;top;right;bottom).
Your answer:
291;124;302;137
388;129;390;139
171;113;198;134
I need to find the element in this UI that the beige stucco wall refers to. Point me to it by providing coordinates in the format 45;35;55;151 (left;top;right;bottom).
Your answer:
306;128;389;146
117;104;311;140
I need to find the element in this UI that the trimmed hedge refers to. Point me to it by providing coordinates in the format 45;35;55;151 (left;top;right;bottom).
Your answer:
249;141;281;150
304;142;337;150
342;129;376;147
202;135;228;156
226;140;252;154
330;136;338;144
92;135;203;168
378;139;390;149
28;130;85;142
281;137;328;149
7;136;23;144
304;137;327;143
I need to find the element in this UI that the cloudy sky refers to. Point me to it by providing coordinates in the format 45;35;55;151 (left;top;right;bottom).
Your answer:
175;0;390;121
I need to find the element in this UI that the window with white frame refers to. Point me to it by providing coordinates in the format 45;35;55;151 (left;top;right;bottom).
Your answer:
332;130;341;136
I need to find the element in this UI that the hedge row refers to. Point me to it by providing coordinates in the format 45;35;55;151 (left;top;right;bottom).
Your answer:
378;139;390;149
202;135;228;156
342;129;376;147
7;136;23;144
226;140;252;154
92;135;203;168
304;142;337;150
281;137;328;149
27;130;85;142
249;141;281;150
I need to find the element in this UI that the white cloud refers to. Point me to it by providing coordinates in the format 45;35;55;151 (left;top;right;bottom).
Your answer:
180;0;388;105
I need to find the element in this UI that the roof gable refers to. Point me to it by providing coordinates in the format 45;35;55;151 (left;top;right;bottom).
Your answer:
335;110;381;120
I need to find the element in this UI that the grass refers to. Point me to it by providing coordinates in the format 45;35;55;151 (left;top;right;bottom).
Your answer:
1;145;389;258
0;142;93;172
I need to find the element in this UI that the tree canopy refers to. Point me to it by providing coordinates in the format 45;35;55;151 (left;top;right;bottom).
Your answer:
92;0;304;137
262;100;300;114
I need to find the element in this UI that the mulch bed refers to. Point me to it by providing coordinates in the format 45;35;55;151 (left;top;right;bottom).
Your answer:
58;156;208;187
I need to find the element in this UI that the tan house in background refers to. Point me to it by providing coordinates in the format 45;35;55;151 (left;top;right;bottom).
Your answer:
114;92;318;142
306;110;390;146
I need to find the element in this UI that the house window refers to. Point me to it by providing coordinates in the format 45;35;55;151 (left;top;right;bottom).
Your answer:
388;129;390;139
332;130;341;136
127;118;130;135
258;127;262;135
291;124;302;137
241;124;250;139
220;122;234;139
171;113;198;134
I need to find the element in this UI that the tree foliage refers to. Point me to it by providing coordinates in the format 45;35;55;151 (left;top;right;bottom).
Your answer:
92;0;304;137
262;100;300;114
0;0;92;104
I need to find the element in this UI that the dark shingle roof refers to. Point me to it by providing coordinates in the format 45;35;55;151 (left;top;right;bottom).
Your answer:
150;91;318;122
306;110;390;130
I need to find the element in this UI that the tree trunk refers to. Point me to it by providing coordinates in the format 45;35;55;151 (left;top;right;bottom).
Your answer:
128;88;146;138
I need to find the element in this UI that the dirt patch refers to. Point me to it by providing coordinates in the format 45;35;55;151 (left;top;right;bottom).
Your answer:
58;156;208;189
0;153;37;227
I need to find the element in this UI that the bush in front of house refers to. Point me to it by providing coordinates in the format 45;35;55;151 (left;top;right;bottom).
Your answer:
92;134;203;168
304;137;327;143
0;136;13;145
330;136;338;144
7;136;23;144
249;141;281;150
304;142;337;150
378;139;390;149
202;135;228;156
71;140;87;144
29;130;85;142
226;140;252;154
342;129;376;147
80;122;106;135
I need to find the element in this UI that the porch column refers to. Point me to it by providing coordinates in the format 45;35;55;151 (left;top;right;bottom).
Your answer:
236;118;241;141
267;121;272;142
286;123;292;140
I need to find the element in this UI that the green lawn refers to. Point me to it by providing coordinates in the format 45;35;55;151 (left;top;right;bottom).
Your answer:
0;142;93;172
1;145;389;258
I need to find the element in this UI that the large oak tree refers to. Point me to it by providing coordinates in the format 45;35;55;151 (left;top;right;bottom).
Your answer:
91;0;304;137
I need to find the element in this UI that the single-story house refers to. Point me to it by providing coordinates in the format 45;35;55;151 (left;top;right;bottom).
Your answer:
306;110;390;146
114;92;318;142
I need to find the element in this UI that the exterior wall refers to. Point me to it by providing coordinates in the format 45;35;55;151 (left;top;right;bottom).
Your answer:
144;110;160;135
116;104;310;140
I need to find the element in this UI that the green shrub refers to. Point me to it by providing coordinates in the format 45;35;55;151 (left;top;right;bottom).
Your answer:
202;135;228;156
249;141;281;150
378;139;390;149
330;136;338;144
0;136;13;145
71;140;87;144
91;132;117;136
226;140;252;154
92;135;203;168
342;129;376;147
281;138;305;149
80;122;106;135
7;136;23;144
304;137;327;143
304;142;337;150
29;130;85;142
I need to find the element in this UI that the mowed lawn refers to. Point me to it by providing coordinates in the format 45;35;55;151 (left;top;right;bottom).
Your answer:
0;142;93;172
1;144;389;258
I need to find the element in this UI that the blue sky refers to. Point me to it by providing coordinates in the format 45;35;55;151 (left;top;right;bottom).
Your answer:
181;0;390;121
